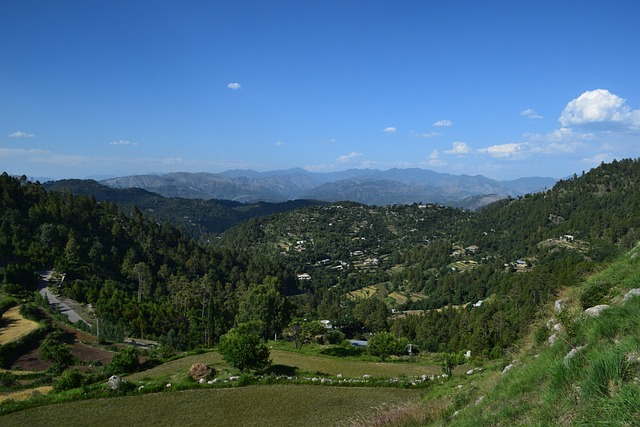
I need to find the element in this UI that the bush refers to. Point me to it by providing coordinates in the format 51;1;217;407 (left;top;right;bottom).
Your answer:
108;347;140;374
0;371;17;389
367;332;410;362
53;368;84;391
326;329;346;345
217;322;271;372
580;281;610;309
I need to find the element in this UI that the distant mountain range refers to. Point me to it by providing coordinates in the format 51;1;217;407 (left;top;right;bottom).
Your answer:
100;168;557;208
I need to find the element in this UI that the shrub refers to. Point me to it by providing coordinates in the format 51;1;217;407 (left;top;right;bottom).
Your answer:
217;322;271;372
580;281;610;309
53;368;84;391
108;347;140;374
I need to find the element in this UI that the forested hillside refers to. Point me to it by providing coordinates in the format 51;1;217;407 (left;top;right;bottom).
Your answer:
43;179;325;238
2;158;640;358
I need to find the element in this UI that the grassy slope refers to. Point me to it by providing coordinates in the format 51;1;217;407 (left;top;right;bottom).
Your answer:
441;245;640;426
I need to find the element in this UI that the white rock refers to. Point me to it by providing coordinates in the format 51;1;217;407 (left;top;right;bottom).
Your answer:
623;289;640;303
584;304;610;317
108;375;121;390
555;299;565;314
563;346;584;366
199;378;206;384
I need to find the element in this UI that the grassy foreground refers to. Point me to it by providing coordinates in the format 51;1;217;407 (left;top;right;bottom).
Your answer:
0;384;424;427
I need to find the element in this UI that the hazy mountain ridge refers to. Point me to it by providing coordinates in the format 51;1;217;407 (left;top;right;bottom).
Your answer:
101;168;556;208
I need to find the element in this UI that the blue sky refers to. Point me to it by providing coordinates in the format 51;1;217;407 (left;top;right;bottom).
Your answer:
2;1;639;181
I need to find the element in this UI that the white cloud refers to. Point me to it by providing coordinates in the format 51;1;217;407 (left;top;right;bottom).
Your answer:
337;152;362;163
9;131;36;138
444;141;471;155
433;119;453;127
559;89;640;128
427;149;447;167
520;108;543;119
227;82;242;90
274;141;286;147
110;140;139;146
477;143;523;158
382;126;397;134
581;153;612;166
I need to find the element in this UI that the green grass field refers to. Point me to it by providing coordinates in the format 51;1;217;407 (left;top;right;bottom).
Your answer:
0;385;424;427
127;347;443;383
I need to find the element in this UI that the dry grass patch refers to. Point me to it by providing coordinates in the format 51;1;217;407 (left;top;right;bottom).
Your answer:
347;286;378;300
0;307;41;345
0;386;52;404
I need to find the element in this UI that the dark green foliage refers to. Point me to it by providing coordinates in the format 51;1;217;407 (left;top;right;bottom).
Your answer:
53;368;84;391
108;347;140;374
580;281;611;309
40;331;74;373
441;352;466;377
0;371;17;389
367;331;409;362
217;322;271;372
285;318;326;350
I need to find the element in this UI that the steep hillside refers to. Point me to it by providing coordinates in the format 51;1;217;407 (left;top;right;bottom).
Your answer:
444;244;640;426
43;179;325;237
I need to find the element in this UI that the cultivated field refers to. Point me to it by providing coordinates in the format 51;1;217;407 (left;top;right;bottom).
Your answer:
0;385;425;426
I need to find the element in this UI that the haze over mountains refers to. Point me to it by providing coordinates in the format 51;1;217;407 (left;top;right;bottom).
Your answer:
100;168;557;208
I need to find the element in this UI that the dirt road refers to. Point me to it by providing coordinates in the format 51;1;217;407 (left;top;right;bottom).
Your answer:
37;270;91;327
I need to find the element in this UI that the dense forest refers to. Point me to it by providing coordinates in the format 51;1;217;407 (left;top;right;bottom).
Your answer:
2;158;640;357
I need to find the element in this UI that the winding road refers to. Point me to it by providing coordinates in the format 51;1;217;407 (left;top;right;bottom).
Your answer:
37;270;91;327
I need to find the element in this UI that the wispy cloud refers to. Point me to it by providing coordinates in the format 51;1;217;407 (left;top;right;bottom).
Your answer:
382;126;397;134
9;131;36;138
337;151;362;163
411;131;440;139
520;108;543;119
433;119;453;127
444;141;471;155
427;149;447;167
110;140;139;146
227;82;242;90
477;143;523;158
274;140;286;147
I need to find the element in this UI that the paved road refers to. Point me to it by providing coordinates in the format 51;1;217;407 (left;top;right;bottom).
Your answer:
37;270;91;327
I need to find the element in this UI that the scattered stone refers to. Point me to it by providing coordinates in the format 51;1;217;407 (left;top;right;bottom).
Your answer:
336;374;343;378
623;289;640;303
502;362;515;376
563;346;584;366
166;383;172;388
108;375;121;390
555;299;565;314
475;395;485;405
584;305;610;317
199;378;206;384
548;333;558;345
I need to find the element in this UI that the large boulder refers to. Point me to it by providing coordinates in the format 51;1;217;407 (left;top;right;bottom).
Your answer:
189;363;214;381
108;375;121;390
